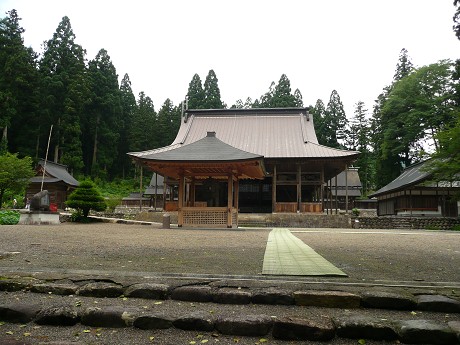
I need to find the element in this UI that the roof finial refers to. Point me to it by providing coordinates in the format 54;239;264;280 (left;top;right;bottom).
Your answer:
207;131;216;137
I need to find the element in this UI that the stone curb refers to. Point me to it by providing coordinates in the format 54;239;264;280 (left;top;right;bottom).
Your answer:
1;277;460;313
1;302;459;344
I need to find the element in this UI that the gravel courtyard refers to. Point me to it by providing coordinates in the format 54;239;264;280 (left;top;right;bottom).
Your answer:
0;223;459;284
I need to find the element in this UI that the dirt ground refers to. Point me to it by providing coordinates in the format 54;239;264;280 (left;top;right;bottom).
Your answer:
0;223;459;284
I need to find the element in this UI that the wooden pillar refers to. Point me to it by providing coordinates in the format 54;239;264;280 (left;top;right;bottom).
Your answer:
190;178;196;207
345;166;349;214
162;179;166;211
335;174;338;215
139;165;143;211
234;177;239;212
227;174;233;228
329;178;333;215
154;173;158;210
178;174;184;227
297;164;301;213
272;165;277;213
320;166;324;213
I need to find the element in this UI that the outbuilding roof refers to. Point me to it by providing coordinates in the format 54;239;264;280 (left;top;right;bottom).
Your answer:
34;160;79;187
368;160;431;198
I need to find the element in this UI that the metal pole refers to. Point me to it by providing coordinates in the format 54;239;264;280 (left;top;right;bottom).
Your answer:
41;125;53;192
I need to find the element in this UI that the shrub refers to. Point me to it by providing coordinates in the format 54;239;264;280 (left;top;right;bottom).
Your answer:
66;180;107;219
0;210;20;225
351;208;360;217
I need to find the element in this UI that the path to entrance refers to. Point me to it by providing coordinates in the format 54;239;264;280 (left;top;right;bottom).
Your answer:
262;228;347;276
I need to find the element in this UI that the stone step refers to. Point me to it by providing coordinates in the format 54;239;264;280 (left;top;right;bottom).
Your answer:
0;293;459;344
1;277;460;344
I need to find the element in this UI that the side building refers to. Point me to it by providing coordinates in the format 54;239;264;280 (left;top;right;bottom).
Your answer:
369;160;460;217
26;160;79;210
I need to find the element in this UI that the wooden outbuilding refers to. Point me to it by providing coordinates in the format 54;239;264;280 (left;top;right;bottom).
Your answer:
26;160;79;210
128;108;359;227
369;160;459;217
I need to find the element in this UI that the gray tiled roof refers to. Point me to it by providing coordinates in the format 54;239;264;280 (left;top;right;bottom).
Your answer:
35;160;79;186
368;160;431;197
136;131;263;162
130;108;359;160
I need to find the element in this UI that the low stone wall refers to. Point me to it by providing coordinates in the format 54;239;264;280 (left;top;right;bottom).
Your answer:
355;216;460;230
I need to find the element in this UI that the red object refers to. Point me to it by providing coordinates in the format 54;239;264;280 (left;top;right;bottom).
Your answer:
49;203;58;212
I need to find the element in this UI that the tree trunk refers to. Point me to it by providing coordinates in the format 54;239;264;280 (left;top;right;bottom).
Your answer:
92;116;99;172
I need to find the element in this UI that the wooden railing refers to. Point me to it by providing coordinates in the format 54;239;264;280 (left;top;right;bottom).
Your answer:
182;207;237;227
275;202;322;213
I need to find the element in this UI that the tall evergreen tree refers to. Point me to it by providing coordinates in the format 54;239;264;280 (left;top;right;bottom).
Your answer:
393;48;414;82
0;10;39;156
347;101;373;194
271;74;297;107
85;49;122;178
39;16;89;172
187;74;205;109
372;48;414;189
157;99;181;146
294;88;304;107
118;73;136;178
311;99;327;145
324;90;348;148
128;92;157;152
203;69;224;109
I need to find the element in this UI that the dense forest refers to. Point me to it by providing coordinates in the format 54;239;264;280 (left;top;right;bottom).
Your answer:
1;7;459;198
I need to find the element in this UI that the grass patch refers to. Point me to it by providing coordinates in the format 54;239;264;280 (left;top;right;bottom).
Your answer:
0;210;19;225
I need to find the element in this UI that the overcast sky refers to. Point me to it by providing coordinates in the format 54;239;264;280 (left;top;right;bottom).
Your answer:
1;0;459;117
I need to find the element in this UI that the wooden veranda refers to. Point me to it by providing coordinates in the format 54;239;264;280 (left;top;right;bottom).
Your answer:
129;132;266;227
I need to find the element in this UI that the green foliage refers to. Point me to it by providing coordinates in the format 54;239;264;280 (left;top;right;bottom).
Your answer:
203;70;224;109
187;73;206;109
257;74;300;108
84;49;123;178
0;152;34;207
0;210;19;225
39;15;88;173
373;56;457;189
66;180;107;218
452;224;460;231
351;208;360;217
322;90;348;148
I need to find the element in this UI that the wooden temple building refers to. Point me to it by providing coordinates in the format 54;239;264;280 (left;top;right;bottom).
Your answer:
369;160;460;217
128;108;359;227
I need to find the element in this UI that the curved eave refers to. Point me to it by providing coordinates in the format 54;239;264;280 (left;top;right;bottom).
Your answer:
134;156;266;180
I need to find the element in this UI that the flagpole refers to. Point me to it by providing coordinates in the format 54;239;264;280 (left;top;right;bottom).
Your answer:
41;125;53;192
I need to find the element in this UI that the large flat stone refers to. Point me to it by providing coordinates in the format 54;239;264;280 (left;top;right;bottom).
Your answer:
215;314;273;336
35;305;79;326
31;283;78;295
0;303;40;323
124;283;169;300
272;316;335;341
80;306;138;328
171;286;212;302
173;311;215;331
252;287;294;305
294;290;361;308
416;294;460;313
77;282;124;298
361;290;416;310
212;288;252;304
448;321;460;341
334;315;398;340
396;319;458;344
133;313;174;330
